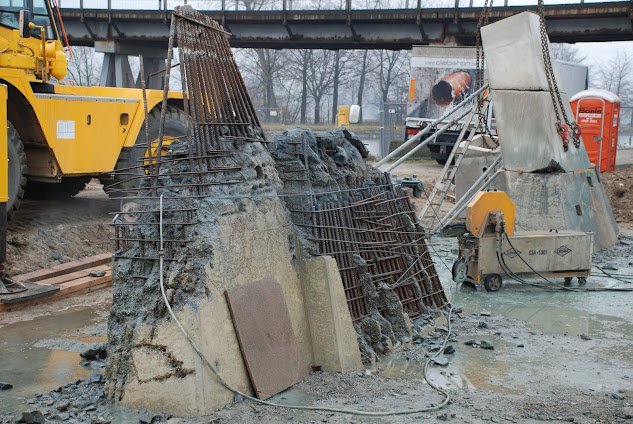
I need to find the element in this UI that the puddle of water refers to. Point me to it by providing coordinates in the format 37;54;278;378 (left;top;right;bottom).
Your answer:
426;236;633;394
380;337;526;396
430;237;633;342
0;304;110;415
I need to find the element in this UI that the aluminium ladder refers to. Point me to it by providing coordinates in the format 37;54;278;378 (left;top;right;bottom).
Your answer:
419;101;491;231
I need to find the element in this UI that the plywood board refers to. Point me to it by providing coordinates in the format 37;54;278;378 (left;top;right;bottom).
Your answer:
225;278;308;400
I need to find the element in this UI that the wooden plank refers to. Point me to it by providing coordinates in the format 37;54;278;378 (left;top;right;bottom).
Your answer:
225;278;308;400
14;253;112;283
57;272;111;293
36;265;110;287
0;273;112;312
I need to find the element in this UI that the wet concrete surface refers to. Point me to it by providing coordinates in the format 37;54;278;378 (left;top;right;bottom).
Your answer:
426;235;633;397
2;235;633;422
0;304;109;415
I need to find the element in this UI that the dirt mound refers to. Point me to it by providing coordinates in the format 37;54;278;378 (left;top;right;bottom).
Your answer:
600;167;633;227
4;181;115;276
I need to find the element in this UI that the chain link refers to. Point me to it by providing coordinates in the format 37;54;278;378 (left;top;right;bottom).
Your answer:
475;0;494;140
537;0;581;151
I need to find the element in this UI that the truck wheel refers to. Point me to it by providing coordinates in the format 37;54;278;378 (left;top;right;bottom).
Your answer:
101;105;187;196
435;157;455;166
6;122;27;220
25;177;91;200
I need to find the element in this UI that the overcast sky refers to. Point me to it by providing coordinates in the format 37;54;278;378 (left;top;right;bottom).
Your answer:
576;41;633;69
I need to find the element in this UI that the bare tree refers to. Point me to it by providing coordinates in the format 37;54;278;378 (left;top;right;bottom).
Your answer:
551;43;586;64
306;50;336;124
237;48;281;112
373;49;410;103
593;50;633;103
65;46;100;86
331;51;341;124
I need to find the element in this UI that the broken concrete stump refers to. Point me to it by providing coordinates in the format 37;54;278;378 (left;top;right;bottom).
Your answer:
107;196;363;417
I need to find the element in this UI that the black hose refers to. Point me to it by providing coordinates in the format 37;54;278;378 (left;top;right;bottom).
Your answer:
499;233;633;293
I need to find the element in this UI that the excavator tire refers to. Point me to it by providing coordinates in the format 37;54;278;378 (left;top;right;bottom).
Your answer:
6;121;26;220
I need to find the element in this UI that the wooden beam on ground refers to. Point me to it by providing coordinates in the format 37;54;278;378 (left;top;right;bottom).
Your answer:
0;254;113;312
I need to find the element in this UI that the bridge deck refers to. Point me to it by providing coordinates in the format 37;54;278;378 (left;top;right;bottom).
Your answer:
60;3;633;49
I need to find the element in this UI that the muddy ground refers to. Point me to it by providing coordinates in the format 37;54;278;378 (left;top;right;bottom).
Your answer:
2;158;633;423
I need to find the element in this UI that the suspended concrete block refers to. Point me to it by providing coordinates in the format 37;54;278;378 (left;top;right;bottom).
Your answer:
481;11;565;92
492;89;591;172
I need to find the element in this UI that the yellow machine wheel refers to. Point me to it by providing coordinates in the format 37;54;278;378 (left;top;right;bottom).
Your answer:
100;105;187;197
6;121;26;220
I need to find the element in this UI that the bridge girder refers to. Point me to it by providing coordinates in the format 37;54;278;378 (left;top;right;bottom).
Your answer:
61;3;633;50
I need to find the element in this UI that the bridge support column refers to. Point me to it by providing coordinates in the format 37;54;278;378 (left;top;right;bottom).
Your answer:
95;41;168;89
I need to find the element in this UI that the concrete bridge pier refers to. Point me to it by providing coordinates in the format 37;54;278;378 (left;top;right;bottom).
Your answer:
95;41;167;89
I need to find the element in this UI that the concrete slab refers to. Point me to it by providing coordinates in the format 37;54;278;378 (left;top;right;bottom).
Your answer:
226;278;309;400
492;89;591;172
481;11;565;92
301;256;363;373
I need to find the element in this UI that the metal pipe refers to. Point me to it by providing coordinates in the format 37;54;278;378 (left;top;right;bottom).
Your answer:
384;104;476;173
431;155;502;233
376;83;488;167
139;55;153;176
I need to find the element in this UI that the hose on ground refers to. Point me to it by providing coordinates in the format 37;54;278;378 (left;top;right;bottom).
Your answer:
158;195;454;417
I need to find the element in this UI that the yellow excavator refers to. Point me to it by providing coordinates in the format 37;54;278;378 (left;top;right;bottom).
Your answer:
0;0;186;221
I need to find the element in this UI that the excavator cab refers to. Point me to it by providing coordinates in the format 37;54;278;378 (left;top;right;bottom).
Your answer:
0;0;68;83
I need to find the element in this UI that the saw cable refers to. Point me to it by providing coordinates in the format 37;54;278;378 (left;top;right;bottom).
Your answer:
494;230;633;293
157;195;455;417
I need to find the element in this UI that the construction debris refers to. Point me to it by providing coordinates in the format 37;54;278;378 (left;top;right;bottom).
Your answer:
269;127;449;364
103;6;448;417
102;6;448;417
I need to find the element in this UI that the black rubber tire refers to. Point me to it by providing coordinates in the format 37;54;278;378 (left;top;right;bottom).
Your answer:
100;105;187;196
24;177;91;200
483;273;503;292
564;277;573;285
577;277;587;285
6;121;27;220
461;281;477;290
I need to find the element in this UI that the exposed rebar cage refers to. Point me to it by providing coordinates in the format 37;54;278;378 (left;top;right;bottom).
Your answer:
111;5;267;264
271;128;449;322
310;184;448;322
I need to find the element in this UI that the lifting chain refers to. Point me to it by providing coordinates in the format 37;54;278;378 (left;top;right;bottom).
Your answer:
537;0;581;151
475;0;495;141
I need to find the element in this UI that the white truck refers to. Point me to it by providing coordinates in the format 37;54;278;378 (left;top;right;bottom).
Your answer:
405;45;588;164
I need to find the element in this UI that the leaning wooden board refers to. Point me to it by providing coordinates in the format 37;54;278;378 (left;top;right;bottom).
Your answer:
225;278;308;400
0;253;113;311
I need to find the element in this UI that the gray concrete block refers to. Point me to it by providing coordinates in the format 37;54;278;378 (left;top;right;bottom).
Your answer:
481;11;565;92
501;168;618;250
492;89;591;172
